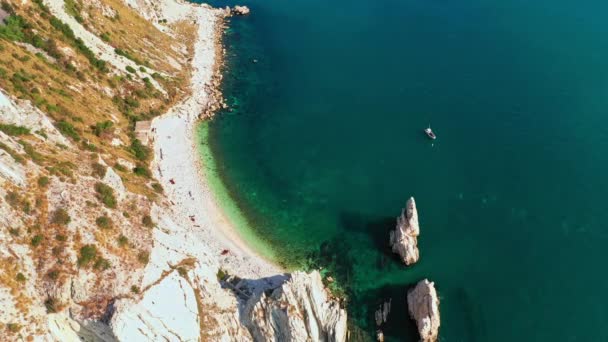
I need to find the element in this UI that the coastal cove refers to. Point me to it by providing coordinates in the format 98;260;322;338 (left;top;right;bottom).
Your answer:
196;0;608;340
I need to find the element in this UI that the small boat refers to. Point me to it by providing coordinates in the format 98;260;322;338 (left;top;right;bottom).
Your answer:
424;126;436;140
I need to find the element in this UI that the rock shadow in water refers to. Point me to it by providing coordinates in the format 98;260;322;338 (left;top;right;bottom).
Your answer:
337;211;408;269
353;283;421;342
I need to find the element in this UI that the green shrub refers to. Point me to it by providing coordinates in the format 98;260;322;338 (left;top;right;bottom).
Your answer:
95;215;112;229
55;120;80;141
125;65;136;74
216;268;228;281
47;270;59;280
1;2;15;14
38;176;50;187
48;162;74;177
51;208;71;225
44;298;58;313
113;163;127;172
137;251;149;264
92;120;114;137
91;162;107;178
142;215;154;228
22;201;31;214
118;234;129;247
94;182;117;208
82;141;97;152
130;285;140;294
18;140;43;164
64;0;80;18
130;139;150;161
133;164;150;177
78;245;97;267
7;323;21;333
0;123;30;136
0;15;29;42
115;48;144;65
100;32;111;42
94;257;111;270
4;191;20;208
15;273;26;282
31;234;43;247
36;129;48;138
32;0;50;13
151;183;163;193
124;96;140;108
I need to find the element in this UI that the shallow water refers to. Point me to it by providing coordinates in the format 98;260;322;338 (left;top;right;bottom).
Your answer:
194;0;608;340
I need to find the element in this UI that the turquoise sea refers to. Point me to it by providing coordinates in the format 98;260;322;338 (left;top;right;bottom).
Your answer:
194;0;608;340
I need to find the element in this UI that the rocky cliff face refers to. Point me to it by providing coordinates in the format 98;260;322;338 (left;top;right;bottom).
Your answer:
244;271;348;342
389;197;420;265
407;279;440;342
0;0;347;340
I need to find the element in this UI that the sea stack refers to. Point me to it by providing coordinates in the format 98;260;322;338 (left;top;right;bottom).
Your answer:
232;5;251;16
407;279;440;342
389;197;420;265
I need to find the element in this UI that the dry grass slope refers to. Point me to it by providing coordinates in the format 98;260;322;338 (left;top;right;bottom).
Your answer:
0;0;200;338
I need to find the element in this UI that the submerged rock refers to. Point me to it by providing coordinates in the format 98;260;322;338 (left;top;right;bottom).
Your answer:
389;197;420;265
232;5;251;16
244;270;347;342
374;299;391;326
376;330;385;341
407;279;440;342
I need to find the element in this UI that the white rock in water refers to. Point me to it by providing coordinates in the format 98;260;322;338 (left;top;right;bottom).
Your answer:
407;279;440;342
389;197;420;265
232;5;250;16
244;270;347;342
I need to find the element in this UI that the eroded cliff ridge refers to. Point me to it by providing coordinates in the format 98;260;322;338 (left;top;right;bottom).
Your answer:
244;271;348;342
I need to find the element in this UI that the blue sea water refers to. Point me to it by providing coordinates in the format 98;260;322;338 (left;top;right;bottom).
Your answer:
194;0;608;340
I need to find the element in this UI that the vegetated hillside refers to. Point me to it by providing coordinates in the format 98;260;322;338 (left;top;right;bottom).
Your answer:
0;0;196;338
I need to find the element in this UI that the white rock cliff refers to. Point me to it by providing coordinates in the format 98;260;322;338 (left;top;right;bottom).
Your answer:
244;271;348;342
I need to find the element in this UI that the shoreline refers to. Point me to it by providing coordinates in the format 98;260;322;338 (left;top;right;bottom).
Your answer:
150;5;284;279
195;122;281;263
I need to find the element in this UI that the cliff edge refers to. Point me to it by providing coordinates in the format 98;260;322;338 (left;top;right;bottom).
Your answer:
244;271;348;342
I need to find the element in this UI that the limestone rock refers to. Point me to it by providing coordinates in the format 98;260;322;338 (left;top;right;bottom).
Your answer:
244;271;347;342
389;197;420;265
102;167;126;200
232;5;251;16
407;279;440;342
110;270;200;342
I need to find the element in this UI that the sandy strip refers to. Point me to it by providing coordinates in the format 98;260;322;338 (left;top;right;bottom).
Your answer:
150;6;282;279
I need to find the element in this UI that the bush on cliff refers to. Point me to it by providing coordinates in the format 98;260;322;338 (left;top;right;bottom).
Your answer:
94;182;117;208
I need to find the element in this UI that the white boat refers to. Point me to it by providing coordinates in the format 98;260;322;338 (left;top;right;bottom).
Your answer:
424;126;436;140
